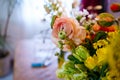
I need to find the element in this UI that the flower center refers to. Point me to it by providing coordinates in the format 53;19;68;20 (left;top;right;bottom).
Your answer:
58;31;66;40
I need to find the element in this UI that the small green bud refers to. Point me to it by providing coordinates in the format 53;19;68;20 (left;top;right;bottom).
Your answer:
58;41;64;49
76;16;82;22
55;52;59;56
58;31;66;40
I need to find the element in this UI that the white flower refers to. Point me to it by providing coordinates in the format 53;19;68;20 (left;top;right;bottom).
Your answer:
73;9;90;18
95;17;99;21
53;11;58;15
53;0;57;4
56;4;60;7
72;11;80;17
83;9;89;16
92;20;96;23
79;11;84;16
58;7;63;12
80;17;86;23
88;14;93;19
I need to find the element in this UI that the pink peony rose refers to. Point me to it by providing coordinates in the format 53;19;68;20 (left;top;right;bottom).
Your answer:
52;17;86;51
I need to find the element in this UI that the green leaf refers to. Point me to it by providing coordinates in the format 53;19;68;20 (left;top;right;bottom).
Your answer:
68;55;83;64
75;64;87;72
100;64;108;77
51;15;57;28
87;70;100;80
93;31;107;43
82;38;96;56
97;21;114;27
73;45;90;62
76;16;82;22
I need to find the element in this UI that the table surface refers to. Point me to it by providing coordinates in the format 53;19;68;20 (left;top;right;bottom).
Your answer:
14;39;61;80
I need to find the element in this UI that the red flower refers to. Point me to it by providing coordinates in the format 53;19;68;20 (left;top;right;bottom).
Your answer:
110;3;120;12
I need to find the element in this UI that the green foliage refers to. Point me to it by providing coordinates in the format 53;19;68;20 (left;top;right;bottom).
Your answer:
93;31;107;43
57;41;64;49
84;23;94;31
97;21;114;27
51;15;57;28
73;45;90;62
82;38;96;56
100;64;108;77
56;61;88;80
68;55;83;64
76;16;82;22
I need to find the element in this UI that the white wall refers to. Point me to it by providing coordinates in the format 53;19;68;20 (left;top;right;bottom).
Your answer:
0;0;48;59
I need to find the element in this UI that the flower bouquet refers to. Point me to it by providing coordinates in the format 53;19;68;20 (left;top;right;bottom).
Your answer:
51;5;120;80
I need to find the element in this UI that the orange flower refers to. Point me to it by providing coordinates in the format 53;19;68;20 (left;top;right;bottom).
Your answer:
92;23;101;32
92;13;117;32
52;17;86;51
92;23;117;32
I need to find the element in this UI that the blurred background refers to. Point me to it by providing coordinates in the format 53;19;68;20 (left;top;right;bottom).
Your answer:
0;0;119;80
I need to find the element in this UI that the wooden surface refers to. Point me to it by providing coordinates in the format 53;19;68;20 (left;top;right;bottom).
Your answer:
14;40;61;80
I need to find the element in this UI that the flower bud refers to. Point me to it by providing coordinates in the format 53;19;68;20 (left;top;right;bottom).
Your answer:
57;41;64;49
58;31;66;39
73;45;90;62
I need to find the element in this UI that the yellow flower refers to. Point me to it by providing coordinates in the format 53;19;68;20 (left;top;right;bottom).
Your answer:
93;39;108;49
85;56;97;70
107;31;118;41
105;70;120;80
104;30;120;79
102;70;120;80
96;48;108;65
94;31;120;66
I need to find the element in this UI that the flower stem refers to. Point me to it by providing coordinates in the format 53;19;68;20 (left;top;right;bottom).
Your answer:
58;50;65;68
